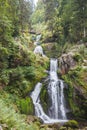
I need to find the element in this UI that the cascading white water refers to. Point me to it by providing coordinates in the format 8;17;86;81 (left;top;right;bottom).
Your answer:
34;45;44;56
48;59;66;120
34;34;41;45
31;83;51;122
36;34;41;42
34;35;45;57
31;59;68;123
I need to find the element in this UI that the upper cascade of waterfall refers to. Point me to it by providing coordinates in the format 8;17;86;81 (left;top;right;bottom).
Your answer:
31;58;68;124
36;34;41;42
34;34;45;57
34;34;41;45
34;45;44;56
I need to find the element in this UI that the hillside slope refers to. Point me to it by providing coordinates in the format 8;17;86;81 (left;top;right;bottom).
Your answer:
58;44;87;120
0;33;49;130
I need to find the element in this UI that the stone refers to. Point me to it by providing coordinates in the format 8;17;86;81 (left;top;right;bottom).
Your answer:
59;53;76;74
0;126;3;130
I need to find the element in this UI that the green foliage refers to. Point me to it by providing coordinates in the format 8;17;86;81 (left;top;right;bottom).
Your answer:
40;85;50;113
79;45;87;59
59;126;67;130
0;50;9;69
0;70;9;85
42;30;53;42
73;53;83;62
0;92;42;129
44;0;58;32
61;42;74;54
31;1;45;25
23;66;35;80
30;0;87;44
1;0;87;127
42;0;87;43
62;66;87;118
3;66;35;96
20;97;34;115
0;97;41;130
0;16;13;42
0;0;33;38
63;73;78;113
42;42;58;57
32;56;49;82
0;29;49;98
64;120;79;129
0;98;30;129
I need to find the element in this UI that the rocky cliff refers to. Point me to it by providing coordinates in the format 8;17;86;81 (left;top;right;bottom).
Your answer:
58;44;87;120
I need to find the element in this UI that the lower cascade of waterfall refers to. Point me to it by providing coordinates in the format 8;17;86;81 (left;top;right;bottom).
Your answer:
31;59;68;123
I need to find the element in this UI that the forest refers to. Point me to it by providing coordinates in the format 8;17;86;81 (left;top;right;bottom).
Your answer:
0;0;87;130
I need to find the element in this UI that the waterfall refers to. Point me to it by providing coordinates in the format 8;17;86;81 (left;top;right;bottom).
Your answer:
34;34;41;45
48;59;66;120
31;59;68;123
36;34;41;42
34;46;44;56
31;83;51;122
34;35;45;57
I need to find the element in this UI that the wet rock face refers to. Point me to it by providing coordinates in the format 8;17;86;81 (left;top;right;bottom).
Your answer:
58;53;76;74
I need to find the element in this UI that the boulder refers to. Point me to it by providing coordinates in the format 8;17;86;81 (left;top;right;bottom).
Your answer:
58;53;76;74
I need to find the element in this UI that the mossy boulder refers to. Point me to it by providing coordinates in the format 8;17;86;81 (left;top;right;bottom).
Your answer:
63;120;79;129
40;84;50;114
59;126;67;130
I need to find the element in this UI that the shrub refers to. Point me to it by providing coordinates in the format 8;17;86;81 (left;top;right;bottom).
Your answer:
20;97;34;115
0;16;13;42
59;126;67;130
0;98;30;129
0;98;40;130
23;66;35;80
82;37;87;43
73;53;83;62
0;70;9;86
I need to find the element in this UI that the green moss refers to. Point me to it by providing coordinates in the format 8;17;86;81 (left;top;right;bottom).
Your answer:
33;56;49;82
20;97;34;115
0;91;42;130
73;53;83;62
62;66;87;119
42;43;59;58
59;126;67;130
64;120;79;129
0;98;30;129
40;84;50;113
0;31;50;130
63;75;78;114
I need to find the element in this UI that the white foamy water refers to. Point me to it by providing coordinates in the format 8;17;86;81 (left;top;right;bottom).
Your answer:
34;46;44;56
34;35;46;57
31;59;68;123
